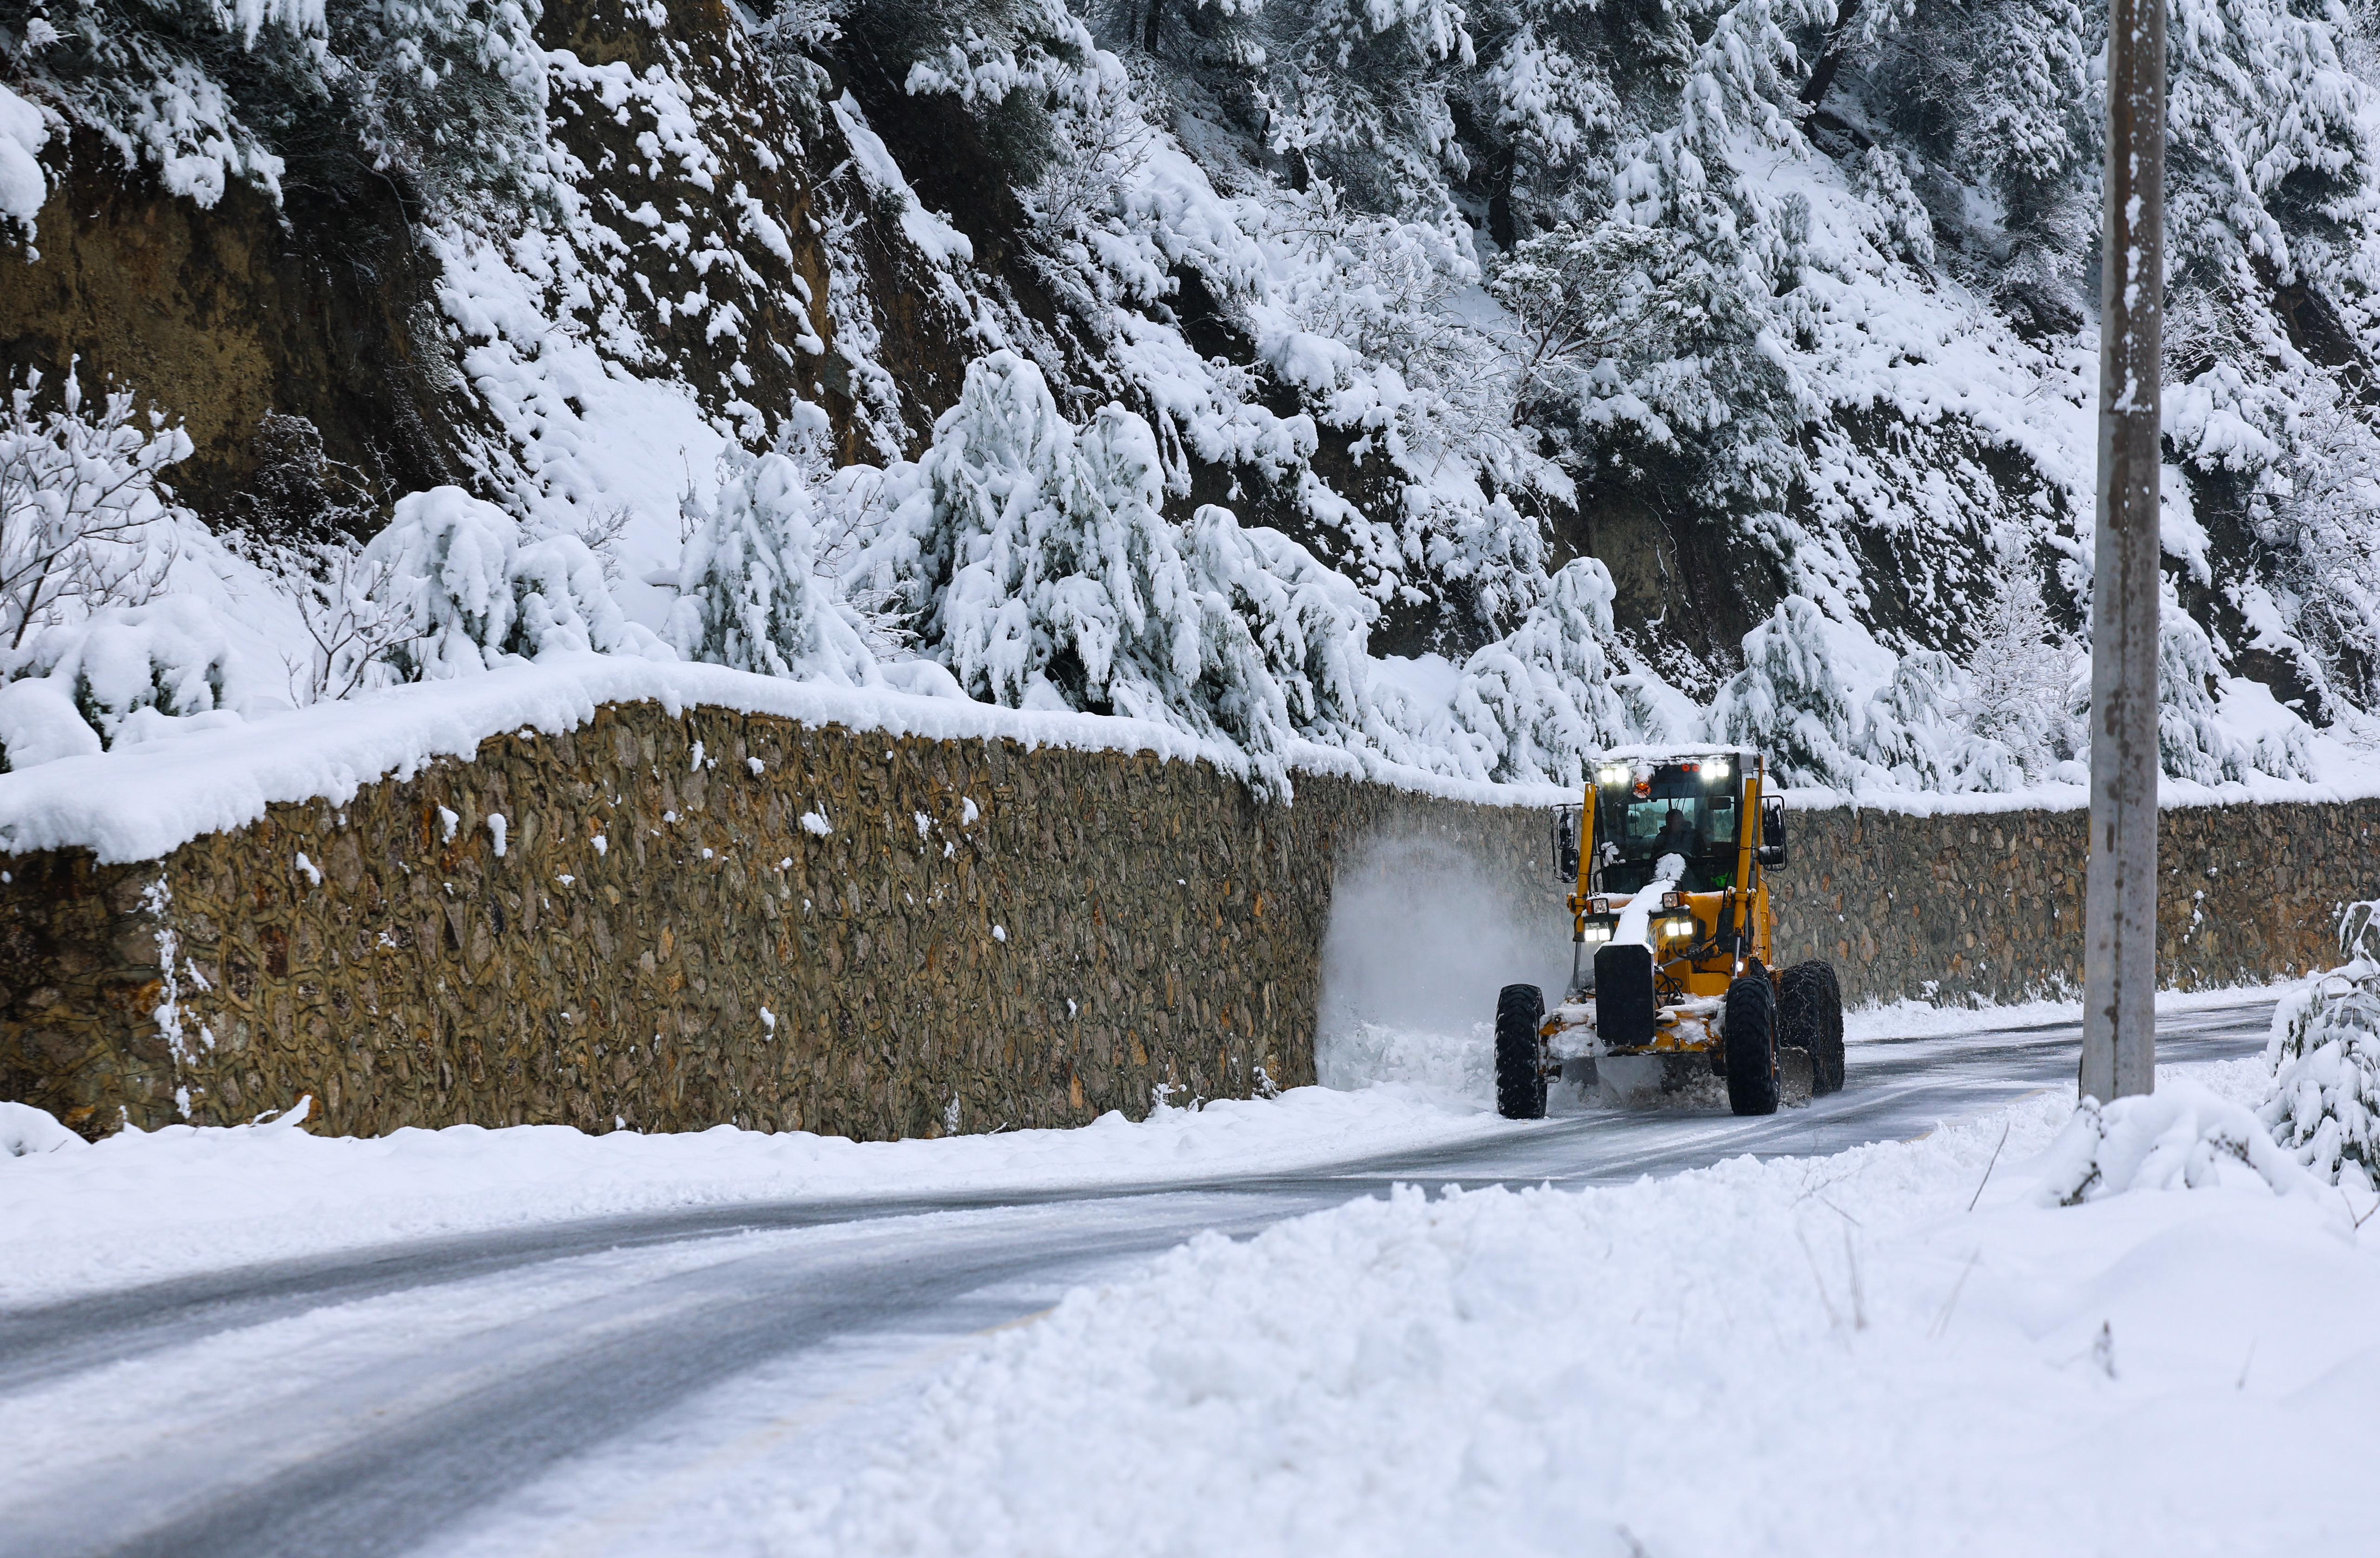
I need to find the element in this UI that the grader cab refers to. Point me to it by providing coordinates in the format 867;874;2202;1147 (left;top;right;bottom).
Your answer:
1494;746;1844;1119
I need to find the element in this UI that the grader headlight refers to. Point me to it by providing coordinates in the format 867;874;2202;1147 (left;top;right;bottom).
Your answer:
1654;909;1701;948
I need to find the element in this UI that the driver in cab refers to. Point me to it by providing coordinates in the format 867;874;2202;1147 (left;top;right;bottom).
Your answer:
1654;806;1695;860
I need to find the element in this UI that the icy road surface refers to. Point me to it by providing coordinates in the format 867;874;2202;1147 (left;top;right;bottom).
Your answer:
0;996;2274;1558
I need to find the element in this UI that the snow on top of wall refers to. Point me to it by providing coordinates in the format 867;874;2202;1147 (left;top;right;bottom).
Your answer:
1769;772;2380;818
9;643;2372;867
0;654;1577;865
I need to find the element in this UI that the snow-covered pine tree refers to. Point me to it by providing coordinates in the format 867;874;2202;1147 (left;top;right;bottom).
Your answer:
1176;502;1375;797
12;0;549;211
2262;901;2380;1191
505;532;661;662
870;351;1375;794
1704;595;1864;788
932;387;1209;715
1204;509;1375;744
1263;0;1476;215
2156;596;2311;784
1854;0;2097;335
1036;401;1198;711
1487;220;1691;430
669;429;879;686
1958;537;2078;778
1455;0;1628;245
1860;648;2022;792
1449;556;1637;784
879;350;1079;700
362;488;520;681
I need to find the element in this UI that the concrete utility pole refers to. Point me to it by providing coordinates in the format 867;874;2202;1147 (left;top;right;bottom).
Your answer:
2082;0;2167;1102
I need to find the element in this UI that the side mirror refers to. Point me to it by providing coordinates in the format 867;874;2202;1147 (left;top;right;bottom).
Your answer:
1552;805;1582;884
1756;797;1788;868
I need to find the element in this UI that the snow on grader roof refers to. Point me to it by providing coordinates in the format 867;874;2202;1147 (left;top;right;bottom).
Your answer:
1592;745;1764;766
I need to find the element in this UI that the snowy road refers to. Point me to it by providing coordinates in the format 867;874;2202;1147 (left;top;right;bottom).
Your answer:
2;997;2274;1558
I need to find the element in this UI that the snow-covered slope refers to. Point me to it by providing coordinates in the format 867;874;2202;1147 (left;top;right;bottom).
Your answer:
5;0;2380;801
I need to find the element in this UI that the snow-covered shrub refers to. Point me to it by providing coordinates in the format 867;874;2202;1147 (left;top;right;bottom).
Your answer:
1483;209;1800;512
2038;1079;2318;1203
492;531;638;660
0;81;50;241
1250;185;1560;638
362;486;669;681
7;594;246;746
1849;144;1934;267
749;0;842;121
2261;903;2380;1191
1704;596;1864;788
1448;557;1637;784
0;1099;84;1155
0;672;99;771
669;429;879;686
2260;399;2380;717
0;1097;86;1156
278;540;414;704
360;486;518;680
875;0;1094;183
1;364;190;654
231;411;381;542
1024;50;1150;243
1487;219;1702;431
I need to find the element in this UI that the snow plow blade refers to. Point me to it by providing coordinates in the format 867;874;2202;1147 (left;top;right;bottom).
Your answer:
1594;943;1656;1049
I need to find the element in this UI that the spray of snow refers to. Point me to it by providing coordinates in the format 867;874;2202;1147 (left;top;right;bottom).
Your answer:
1315;832;1569;1100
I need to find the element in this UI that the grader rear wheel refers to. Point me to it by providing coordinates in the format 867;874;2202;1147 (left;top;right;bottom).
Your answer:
1780;960;1845;1095
1495;984;1548;1120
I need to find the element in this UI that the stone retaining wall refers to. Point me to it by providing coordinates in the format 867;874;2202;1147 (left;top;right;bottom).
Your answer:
0;703;1554;1140
1777;801;2379;1003
5;700;2370;1142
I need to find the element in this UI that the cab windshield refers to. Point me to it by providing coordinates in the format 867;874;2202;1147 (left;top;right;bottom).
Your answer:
1597;763;1740;893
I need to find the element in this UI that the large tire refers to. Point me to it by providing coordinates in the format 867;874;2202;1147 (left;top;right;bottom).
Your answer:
1495;984;1548;1120
1778;960;1847;1096
1780;961;1847;1099
1723;974;1780;1116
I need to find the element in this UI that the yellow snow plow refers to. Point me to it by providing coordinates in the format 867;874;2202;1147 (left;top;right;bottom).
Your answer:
1495;746;1844;1118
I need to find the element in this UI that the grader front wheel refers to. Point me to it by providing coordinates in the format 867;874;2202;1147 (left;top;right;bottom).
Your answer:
1495;983;1548;1120
1723;974;1781;1116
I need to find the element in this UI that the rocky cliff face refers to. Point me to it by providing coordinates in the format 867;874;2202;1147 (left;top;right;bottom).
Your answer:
0;124;464;524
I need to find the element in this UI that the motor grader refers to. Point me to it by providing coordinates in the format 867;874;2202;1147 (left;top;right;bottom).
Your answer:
1495;746;1844;1119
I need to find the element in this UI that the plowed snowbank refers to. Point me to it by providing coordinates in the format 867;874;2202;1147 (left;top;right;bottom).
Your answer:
759;1056;2380;1557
